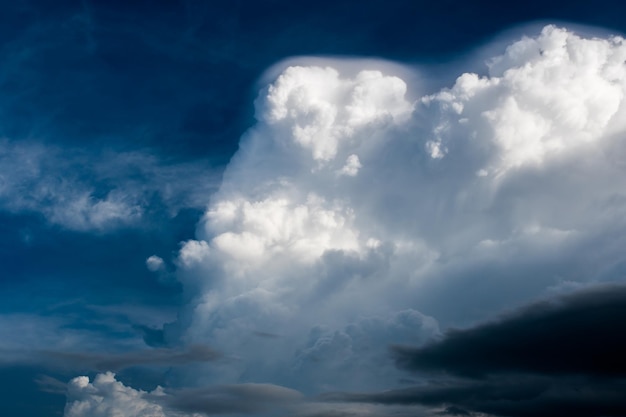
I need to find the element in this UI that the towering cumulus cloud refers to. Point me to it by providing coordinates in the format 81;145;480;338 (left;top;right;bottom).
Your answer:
175;23;626;389
66;25;626;416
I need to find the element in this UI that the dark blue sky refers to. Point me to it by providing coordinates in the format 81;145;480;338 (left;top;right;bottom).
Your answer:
2;1;626;416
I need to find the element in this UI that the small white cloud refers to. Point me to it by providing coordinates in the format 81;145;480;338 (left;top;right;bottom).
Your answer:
338;154;362;176
146;255;165;272
425;140;445;159
65;372;166;417
178;239;211;268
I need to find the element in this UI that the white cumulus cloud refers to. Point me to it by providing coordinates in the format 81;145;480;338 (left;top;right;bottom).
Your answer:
146;255;165;272
259;66;413;162
65;373;166;417
423;25;626;174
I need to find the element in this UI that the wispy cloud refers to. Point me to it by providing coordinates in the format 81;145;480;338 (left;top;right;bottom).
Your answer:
0;140;220;232
35;374;67;395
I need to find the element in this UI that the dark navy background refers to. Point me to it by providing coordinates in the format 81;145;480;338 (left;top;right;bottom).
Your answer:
1;1;625;415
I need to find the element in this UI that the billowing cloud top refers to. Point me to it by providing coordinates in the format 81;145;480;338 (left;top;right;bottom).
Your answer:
425;25;626;172
65;24;626;417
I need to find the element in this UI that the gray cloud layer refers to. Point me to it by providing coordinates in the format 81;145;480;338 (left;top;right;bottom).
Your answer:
42;345;220;372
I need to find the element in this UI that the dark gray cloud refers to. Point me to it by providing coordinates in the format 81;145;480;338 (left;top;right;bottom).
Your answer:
392;283;626;378
40;345;220;372
320;284;626;417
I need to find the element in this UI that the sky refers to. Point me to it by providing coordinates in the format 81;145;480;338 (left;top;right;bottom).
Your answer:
2;1;626;416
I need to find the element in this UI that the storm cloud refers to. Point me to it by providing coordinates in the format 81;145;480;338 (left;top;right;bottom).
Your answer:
5;2;626;416
393;283;626;378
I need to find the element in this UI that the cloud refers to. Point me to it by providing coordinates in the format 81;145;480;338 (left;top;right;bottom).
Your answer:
42;345;220;372
257;66;413;161
322;284;626;417
294;310;439;391
0;141;137;231
0;314;218;372
0;140;219;232
0;305;191;371
392;282;626;378
164;383;303;415
322;377;626;417
0;314;102;366
65;372;166;417
41;22;626;416
423;24;626;169
146;255;166;272
35;374;68;395
162;24;626;396
169;65;438;391
64;372;303;417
